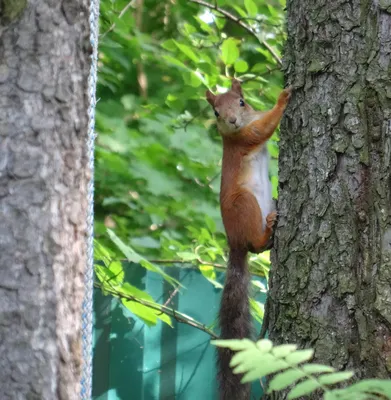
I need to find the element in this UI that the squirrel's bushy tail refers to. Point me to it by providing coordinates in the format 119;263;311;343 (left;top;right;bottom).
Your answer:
218;248;251;400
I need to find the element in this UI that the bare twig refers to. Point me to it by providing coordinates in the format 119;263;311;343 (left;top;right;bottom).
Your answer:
110;257;266;277
237;17;281;27
100;0;135;38
188;0;282;66
148;258;225;269
163;285;181;307
94;281;218;338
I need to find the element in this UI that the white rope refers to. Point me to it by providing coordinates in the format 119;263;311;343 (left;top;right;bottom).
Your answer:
81;0;99;398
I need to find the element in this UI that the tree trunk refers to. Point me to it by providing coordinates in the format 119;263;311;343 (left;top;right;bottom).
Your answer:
268;0;391;388
0;1;90;398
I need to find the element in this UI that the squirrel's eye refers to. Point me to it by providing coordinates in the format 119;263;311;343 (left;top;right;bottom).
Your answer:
239;99;245;107
214;110;219;117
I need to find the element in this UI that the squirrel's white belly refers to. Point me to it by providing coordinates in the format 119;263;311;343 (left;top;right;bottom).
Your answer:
242;146;273;228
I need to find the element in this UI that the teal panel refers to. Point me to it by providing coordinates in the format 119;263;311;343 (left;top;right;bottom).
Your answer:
92;289;111;400
159;272;180;400
93;263;147;400
93;264;266;399
142;270;165;400
173;270;218;400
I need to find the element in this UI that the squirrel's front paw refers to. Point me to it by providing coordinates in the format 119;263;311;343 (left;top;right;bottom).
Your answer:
278;86;292;106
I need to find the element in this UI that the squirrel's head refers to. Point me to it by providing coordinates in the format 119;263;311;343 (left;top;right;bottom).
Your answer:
206;79;254;135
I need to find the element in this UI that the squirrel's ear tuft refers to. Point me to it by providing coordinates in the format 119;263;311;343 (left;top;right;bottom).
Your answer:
231;79;243;96
206;90;216;106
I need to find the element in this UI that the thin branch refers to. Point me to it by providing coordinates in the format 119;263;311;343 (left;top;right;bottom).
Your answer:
100;0;135;38
150;257;267;277
188;0;282;66
94;281;218;339
148;258;225;269
237;17;281;27
163;285;181;307
111;257;266;277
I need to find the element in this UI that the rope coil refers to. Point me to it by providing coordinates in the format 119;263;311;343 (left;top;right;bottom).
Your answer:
81;0;100;398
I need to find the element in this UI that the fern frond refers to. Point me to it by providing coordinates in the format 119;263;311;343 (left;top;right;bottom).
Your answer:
212;339;391;400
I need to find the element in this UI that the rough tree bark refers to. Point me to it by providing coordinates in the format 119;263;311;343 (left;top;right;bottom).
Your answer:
267;0;391;390
0;1;90;398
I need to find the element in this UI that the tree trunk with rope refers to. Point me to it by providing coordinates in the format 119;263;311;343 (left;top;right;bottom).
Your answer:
266;0;391;395
0;1;91;398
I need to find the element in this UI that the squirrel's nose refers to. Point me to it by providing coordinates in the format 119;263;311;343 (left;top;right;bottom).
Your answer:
229;117;237;125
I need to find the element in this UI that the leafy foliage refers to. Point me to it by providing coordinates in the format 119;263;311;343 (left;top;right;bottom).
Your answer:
212;339;391;399
95;0;285;326
94;235;173;326
94;2;391;399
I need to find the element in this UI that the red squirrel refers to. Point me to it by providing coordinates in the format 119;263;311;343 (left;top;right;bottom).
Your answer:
206;79;291;400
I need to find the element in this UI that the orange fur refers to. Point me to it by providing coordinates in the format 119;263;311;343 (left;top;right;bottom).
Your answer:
217;86;291;252
206;80;291;400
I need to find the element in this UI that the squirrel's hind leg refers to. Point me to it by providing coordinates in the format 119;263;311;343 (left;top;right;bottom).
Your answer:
249;211;277;253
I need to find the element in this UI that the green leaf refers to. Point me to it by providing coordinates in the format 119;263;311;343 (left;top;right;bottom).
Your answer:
194;16;214;33
214;17;226;30
175;41;199;63
241;358;289;383
108;261;125;283
323;391;339;400
119;284;173;327
162;55;188;70
234;60;249;73
161;39;177;51
255;339;273;353
231;5;247;18
244;0;258;17
95;263;117;285
177;251;198;261
107;229;180;286
267;140;279;158
285;349;314;365
107;229;142;263
94;239;113;266
123;300;158;326
337;379;391;398
122;297;172;327
121;282;154;301
268;369;306;392
272;344;298;358
156;311;172;326
230;348;262;369
183;23;197;35
211;339;256;351
189;70;203;87
318;371;354;385
287;379;322;399
199;265;223;289
250;299;264;323
140;259;180;286
271;175;278;198
221;38;240;66
204;215;216;232
300;364;336;374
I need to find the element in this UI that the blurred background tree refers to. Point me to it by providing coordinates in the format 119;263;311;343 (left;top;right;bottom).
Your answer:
94;0;286;335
